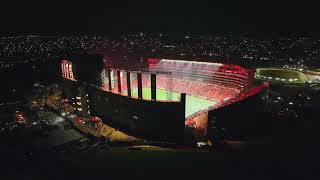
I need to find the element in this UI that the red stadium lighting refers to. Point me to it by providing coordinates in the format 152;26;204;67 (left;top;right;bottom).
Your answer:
92;58;266;138
90;116;102;122
61;60;75;80
148;58;160;65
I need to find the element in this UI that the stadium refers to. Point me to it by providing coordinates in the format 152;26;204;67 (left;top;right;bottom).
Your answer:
255;68;307;84
61;56;268;142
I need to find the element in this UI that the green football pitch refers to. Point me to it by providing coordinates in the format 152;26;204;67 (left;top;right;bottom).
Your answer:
130;88;218;117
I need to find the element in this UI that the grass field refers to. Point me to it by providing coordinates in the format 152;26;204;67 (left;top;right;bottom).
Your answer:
130;88;218;117
255;68;307;83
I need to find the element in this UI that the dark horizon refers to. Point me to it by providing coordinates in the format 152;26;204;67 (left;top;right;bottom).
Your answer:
1;1;319;36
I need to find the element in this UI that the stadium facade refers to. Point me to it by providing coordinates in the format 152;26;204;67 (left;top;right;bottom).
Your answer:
61;55;268;142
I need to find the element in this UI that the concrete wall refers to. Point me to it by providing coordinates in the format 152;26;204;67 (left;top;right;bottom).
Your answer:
65;54;104;86
208;89;270;139
87;86;186;142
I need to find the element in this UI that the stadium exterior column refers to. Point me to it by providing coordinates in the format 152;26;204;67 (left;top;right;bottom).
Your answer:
117;70;121;93
127;71;131;97
137;72;143;99
107;69;112;91
151;73;157;101
180;93;186;118
61;61;65;78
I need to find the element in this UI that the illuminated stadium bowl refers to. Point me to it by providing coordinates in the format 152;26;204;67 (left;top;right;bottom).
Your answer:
61;56;268;141
101;59;264;119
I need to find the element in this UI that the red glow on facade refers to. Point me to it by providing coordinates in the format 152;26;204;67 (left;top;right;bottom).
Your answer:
90;116;102;122
76;117;85;124
61;60;75;80
15;111;26;124
148;58;160;65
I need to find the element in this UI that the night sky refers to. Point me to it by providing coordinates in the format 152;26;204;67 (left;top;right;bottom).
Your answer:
0;0;319;35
